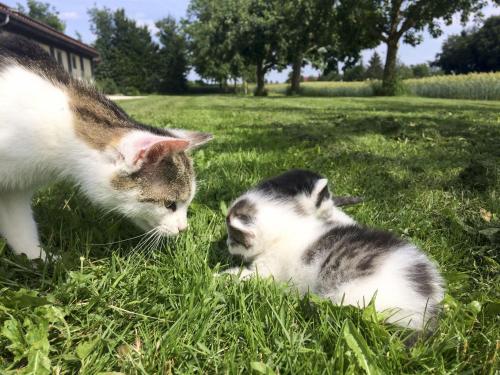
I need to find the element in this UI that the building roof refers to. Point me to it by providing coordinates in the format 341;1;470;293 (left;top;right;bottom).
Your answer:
0;2;98;58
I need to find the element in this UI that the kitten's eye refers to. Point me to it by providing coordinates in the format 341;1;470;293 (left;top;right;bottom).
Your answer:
164;201;177;211
237;214;251;224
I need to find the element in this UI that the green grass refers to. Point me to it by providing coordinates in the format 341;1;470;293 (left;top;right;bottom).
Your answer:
1;95;499;374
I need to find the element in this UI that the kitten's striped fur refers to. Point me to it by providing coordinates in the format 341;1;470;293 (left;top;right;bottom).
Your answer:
224;170;444;330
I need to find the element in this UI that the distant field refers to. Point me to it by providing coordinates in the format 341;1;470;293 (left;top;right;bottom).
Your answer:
266;72;500;100
1;96;499;373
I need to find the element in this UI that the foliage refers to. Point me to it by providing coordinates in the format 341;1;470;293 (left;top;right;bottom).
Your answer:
280;0;336;94
342;0;493;95
16;0;65;32
365;52;384;80
411;63;433;78
434;15;500;74
155;17;188;93
1;95;499;373
88;7;162;94
343;61;366;82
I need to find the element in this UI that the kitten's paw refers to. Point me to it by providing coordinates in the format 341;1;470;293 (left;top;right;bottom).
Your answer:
215;267;256;280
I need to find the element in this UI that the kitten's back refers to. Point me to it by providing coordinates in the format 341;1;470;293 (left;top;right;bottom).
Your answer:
305;224;443;329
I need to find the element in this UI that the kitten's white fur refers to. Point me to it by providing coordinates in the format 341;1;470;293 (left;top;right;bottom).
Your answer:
225;185;443;330
0;65;194;259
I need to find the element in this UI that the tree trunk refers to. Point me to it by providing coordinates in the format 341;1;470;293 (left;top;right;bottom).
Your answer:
255;61;266;96
289;55;303;95
382;37;399;96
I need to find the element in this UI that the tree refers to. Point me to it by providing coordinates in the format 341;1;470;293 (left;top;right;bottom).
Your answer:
156;17;188;93
364;51;384;79
184;0;245;87
396;61;414;79
16;0;65;32
411;63;432;77
434;16;500;74
281;0;336;94
185;0;288;96
236;0;288;96
343;61;366;81
345;0;494;95
88;7;159;94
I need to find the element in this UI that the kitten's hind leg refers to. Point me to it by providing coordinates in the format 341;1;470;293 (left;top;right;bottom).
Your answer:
0;191;45;260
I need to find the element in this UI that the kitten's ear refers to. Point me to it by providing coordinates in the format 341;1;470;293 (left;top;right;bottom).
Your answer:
116;132;189;172
332;196;364;207
312;178;330;208
168;129;213;150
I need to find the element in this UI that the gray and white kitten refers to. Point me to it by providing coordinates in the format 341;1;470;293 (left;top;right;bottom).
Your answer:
224;170;444;330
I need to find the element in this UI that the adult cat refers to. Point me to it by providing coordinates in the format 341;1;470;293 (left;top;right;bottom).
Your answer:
0;34;212;260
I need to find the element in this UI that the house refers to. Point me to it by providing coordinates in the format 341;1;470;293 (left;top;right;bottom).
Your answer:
0;2;98;80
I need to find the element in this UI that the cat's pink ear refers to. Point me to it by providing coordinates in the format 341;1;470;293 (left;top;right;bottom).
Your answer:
134;138;190;165
117;132;190;171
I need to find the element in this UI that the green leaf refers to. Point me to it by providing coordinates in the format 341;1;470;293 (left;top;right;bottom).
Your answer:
76;338;100;360
483;300;500;317
467;301;482;314
21;318;51;375
24;349;51;375
250;361;276;375
0;289;50;309
2;319;26;362
219;200;228;216
342;320;380;375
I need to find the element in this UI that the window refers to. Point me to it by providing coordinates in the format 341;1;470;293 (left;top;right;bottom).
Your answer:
80;56;85;78
72;55;77;69
56;51;63;65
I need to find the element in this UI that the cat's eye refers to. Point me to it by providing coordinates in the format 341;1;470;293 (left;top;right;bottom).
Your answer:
164;201;177;211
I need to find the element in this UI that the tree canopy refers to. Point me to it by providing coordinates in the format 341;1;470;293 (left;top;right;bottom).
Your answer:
88;7;188;95
365;52;384;80
16;0;65;32
434;15;500;74
156;17;189;93
347;0;495;94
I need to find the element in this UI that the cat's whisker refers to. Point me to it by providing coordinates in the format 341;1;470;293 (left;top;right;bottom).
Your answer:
134;228;161;255
89;228;156;246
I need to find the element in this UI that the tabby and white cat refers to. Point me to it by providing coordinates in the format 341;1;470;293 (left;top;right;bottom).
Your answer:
223;170;444;330
0;34;211;260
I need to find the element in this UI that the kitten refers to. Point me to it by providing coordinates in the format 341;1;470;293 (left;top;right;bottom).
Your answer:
223;170;444;330
0;34;212;260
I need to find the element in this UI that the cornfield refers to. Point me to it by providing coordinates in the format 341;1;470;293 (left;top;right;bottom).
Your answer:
265;72;500;100
404;72;500;100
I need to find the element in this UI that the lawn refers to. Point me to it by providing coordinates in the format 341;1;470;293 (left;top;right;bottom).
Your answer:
1;95;499;374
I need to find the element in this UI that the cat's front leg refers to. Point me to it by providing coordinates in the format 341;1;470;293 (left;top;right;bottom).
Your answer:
0;191;45;260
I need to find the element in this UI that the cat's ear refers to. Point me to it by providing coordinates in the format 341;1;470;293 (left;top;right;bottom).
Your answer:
312;178;330;208
168;129;213;150
332;196;364;207
116;133;190;172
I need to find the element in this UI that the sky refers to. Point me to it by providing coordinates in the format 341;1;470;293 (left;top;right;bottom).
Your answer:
5;0;499;82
